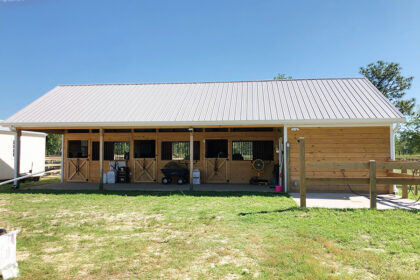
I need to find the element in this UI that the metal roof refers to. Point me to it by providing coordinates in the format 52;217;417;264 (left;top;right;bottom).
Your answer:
2;78;405;128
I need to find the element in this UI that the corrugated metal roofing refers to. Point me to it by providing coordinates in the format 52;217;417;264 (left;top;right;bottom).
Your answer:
2;78;405;128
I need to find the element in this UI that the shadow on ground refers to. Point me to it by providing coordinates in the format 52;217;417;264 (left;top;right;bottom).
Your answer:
0;187;290;198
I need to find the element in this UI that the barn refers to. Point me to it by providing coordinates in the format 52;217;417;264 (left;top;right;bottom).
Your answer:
1;78;404;192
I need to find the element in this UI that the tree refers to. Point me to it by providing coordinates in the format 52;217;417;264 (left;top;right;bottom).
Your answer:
46;134;62;155
360;61;415;115
397;105;420;155
273;73;292;80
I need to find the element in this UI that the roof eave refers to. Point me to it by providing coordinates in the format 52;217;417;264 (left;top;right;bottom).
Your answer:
0;118;406;129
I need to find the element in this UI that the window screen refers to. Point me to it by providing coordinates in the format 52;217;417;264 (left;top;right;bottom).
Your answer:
134;140;156;158
232;141;273;161
205;139;228;158
68;140;88;158
161;141;200;160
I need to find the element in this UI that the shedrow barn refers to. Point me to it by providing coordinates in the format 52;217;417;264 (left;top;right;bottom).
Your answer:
1;78;404;193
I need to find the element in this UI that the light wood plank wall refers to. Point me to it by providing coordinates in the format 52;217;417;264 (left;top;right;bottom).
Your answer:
63;129;281;184
288;126;392;193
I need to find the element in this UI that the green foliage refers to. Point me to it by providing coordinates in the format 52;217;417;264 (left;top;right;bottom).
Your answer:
360;61;415;115
46;133;62;155
273;73;292;80
397;105;420;154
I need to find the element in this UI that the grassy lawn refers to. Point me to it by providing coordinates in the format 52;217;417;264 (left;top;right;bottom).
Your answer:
0;189;419;279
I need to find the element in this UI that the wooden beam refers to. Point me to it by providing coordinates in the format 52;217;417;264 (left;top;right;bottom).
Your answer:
401;168;408;199
99;128;104;191
60;134;64;183
376;177;420;184
286;142;291;192
298;137;306;207
376;162;420;170
306;177;370;184
189;129;194;188
13;129;21;189
369;160;376;209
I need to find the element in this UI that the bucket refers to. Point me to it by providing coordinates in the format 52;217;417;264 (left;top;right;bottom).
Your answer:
275;185;282;192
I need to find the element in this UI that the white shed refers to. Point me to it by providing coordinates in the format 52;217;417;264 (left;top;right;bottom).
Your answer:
0;126;46;180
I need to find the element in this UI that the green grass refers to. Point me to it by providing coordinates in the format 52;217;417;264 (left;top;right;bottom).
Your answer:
0;189;419;279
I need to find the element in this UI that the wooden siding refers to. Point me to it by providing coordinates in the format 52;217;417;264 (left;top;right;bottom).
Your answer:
63;129;281;185
288;126;391;193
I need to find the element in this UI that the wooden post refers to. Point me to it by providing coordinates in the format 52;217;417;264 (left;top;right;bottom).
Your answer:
286;142;291;192
99;128;104;191
189;128;194;189
369;160;376;209
13;129;21;189
401;168;408;198
298;138;306;207
60;134;64;183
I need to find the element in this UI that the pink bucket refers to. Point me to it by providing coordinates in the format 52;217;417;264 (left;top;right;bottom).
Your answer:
275;185;282;192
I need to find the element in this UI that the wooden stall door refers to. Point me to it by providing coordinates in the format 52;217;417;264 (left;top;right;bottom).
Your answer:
67;158;89;182
206;158;228;183
134;158;157;182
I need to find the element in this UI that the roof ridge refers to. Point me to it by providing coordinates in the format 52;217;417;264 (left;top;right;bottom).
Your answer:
58;77;367;87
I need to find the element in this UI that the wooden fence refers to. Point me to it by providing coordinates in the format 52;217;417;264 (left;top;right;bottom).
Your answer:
297;137;420;209
45;156;62;173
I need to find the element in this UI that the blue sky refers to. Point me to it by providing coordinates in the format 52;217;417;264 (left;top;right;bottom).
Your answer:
1;0;419;119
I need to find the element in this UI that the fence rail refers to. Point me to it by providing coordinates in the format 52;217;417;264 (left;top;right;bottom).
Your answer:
297;137;420;209
45;156;62;172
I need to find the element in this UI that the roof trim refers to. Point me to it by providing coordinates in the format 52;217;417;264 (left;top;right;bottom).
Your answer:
0;118;405;128
57;77;369;87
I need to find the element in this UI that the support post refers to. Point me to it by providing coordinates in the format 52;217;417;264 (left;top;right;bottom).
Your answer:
286;142;291;192
99;128;104;191
283;126;288;192
278;136;283;186
297;137;306;207
13;129;21;189
369;160;376;209
189;128;194;189
60;134;64;183
401;168;408;198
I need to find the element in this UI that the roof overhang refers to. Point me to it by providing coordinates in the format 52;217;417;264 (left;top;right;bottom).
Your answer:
0;118;406;129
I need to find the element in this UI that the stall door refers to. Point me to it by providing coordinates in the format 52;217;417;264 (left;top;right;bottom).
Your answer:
133;140;157;182
67;158;89;182
205;139;229;183
134;158;156;182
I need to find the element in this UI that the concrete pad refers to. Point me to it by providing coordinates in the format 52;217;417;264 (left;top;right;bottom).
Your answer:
290;193;420;210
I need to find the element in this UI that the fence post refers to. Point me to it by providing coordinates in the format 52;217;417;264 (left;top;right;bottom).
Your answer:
298;138;306;207
369;160;376;209
401;168;408;198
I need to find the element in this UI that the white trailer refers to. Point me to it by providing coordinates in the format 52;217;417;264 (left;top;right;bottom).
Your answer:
0;127;46;181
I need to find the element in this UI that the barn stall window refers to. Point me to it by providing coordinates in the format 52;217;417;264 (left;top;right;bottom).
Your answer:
205;139;228;158
91;141;130;160
161;141;200;160
232;141;274;161
68;140;88;158
134;140;155;158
